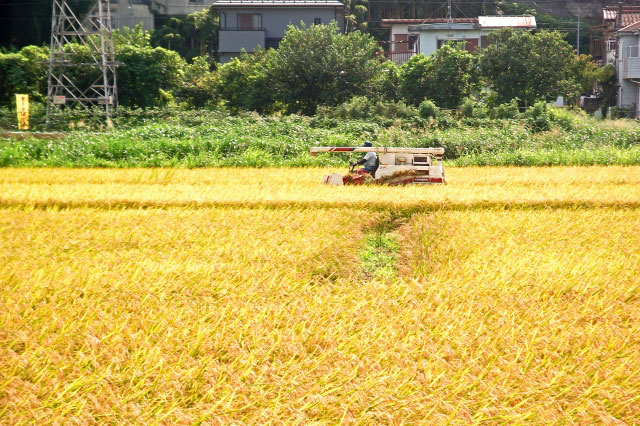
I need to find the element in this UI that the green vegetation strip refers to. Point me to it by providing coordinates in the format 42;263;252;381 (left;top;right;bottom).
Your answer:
1;109;639;168
360;233;400;279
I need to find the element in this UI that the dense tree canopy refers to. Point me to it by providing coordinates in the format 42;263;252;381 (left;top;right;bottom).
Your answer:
400;44;476;109
151;9;219;62
0;46;49;106
0;17;616;113
478;29;578;106
267;22;384;115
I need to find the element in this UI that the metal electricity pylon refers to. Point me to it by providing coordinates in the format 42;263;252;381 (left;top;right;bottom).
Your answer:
46;0;118;122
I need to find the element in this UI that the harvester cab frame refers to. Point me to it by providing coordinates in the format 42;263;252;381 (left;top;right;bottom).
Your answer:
310;146;446;185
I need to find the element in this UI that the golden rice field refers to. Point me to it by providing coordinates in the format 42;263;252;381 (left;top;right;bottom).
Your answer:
1;166;639;424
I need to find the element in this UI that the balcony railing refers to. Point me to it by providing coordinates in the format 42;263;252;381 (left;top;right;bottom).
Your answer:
380;51;416;65
220;27;266;31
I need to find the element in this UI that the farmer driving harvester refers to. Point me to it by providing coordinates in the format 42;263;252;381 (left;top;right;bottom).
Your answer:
353;141;377;175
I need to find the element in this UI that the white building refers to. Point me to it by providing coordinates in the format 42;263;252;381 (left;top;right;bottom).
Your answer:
381;16;536;65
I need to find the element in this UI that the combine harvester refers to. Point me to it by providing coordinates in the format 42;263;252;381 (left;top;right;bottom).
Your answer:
310;146;446;185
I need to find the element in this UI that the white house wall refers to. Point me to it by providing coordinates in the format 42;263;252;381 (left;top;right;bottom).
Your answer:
617;33;640;111
220;8;344;39
418;29;486;56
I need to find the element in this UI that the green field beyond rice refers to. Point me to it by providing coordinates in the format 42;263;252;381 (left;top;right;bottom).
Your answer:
1;109;640;168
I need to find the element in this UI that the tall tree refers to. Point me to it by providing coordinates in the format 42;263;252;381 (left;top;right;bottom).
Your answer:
478;28;577;106
268;22;384;115
400;43;476;108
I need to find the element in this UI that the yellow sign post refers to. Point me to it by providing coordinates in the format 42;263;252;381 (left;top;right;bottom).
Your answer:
16;94;29;131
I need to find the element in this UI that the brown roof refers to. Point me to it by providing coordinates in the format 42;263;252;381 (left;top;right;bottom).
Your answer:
603;6;640;27
619;21;640;33
381;18;478;26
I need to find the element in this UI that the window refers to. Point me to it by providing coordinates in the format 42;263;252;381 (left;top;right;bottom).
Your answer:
314;18;322;25
408;34;418;51
394;34;408;52
266;38;282;49
438;39;466;49
238;13;261;30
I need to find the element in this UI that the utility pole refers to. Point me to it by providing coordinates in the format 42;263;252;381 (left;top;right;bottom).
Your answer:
46;0;119;123
447;0;453;24
577;6;581;55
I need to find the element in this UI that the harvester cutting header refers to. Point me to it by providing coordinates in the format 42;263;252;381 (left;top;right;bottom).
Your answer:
310;145;446;185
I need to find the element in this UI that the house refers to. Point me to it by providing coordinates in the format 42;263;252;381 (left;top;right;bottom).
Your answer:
381;18;475;65
616;22;640;117
381;16;536;65
213;0;347;64
589;5;640;65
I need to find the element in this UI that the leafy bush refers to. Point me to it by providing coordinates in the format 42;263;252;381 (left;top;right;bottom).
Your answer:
548;106;579;131
377;61;402;102
318;96;417;121
216;50;274;112
493;99;521;119
0;46;48;106
400;44;476;108
117;45;186;108
418;100;439;119
175;56;218;108
459;98;488;119
525;101;551;132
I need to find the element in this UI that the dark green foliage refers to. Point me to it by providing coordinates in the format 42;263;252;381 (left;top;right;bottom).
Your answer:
418;100;439;119
459;97;488;119
1;107;639;168
525;101;551;132
377;61;402;102
151;10;219;61
116;45;186;108
267;22;384;115
175;56;218;108
400;44;475;108
493;99;521;119
496;1;590;53
478;29;577;106
318;96;417;121
0;46;48;106
216;50;274;112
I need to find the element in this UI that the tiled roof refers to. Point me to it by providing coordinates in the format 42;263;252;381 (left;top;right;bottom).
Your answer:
381;18;478;26
212;0;345;7
603;6;640;27
619;21;640;33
